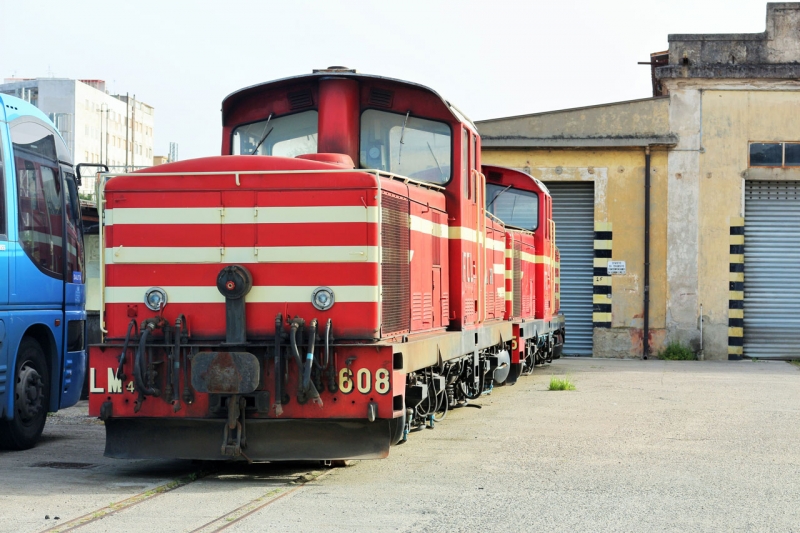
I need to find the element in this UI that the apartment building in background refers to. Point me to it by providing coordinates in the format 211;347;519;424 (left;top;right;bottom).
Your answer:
0;78;155;191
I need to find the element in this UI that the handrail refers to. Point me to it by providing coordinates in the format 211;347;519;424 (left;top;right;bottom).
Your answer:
97;172;108;336
550;219;556;315
96;167;446;192
484;210;503;225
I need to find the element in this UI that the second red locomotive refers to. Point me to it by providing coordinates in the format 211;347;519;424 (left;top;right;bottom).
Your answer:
88;68;565;460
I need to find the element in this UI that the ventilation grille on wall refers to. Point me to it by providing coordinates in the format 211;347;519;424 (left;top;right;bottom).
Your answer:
381;192;410;336
369;88;394;108
287;90;313;110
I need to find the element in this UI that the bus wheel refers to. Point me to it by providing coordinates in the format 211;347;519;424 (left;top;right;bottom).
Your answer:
0;338;50;450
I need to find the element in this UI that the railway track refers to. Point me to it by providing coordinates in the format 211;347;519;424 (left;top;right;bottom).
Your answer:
39;462;336;533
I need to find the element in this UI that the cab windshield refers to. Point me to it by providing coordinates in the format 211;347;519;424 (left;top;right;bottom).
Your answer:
486;183;539;231
360;109;451;184
232;110;318;157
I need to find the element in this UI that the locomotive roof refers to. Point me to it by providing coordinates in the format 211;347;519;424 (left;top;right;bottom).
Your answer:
483;164;551;196
221;69;477;132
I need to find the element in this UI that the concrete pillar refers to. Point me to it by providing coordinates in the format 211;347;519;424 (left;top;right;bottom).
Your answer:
665;86;701;351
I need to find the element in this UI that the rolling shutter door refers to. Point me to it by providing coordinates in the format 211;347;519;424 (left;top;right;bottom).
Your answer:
744;181;800;358
545;182;594;356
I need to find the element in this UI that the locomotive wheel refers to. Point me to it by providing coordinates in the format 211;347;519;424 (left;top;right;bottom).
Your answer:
0;338;50;450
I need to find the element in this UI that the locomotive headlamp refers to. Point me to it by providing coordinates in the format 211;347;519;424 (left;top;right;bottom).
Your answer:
144;287;167;311
311;287;335;311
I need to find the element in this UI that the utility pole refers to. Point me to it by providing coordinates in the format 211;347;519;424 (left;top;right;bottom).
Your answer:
125;92;130;170
98;105;103;165
105;104;109;166
131;94;136;169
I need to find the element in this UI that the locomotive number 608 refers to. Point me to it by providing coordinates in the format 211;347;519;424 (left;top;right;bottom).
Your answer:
339;368;391;395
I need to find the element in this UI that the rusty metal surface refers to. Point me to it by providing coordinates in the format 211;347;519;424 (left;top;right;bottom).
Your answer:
104;418;391;461
190;352;260;394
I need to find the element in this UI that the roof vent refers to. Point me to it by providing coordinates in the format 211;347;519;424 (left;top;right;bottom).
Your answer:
369;88;393;108
287;90;313;110
312;66;357;73
487;171;503;181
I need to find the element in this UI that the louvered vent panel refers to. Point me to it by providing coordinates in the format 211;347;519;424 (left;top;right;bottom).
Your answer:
423;293;433;323
442;293;449;324
381;193;410;336
412;293;423;321
513;242;522;317
369;88;394;108
287;90;313;110
464;298;475;319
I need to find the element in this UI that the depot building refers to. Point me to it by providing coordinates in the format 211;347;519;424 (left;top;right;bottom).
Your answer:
478;3;800;360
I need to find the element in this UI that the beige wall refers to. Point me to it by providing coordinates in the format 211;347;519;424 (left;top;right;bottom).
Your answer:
482;148;669;357
695;87;800;358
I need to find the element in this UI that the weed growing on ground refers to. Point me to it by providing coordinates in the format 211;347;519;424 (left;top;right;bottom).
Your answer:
789;360;800;369
549;376;576;391
658;342;695;360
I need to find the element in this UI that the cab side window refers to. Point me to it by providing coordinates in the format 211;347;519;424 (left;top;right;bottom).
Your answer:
462;129;469;200
11;121;64;278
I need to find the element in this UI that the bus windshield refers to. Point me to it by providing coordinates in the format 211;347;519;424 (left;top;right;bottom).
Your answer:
486;183;539;231
232;110;318;157
360;109;451;184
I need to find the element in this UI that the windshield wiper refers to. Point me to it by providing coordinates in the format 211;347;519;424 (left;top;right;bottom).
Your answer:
486;184;513;209
250;113;274;155
398;110;410;166
427;142;444;179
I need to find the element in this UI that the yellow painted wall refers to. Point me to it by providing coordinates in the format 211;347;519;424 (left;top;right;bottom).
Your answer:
482;149;669;356
700;89;800;356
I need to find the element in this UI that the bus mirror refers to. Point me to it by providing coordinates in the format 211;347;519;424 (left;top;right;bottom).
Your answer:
75;163;109;186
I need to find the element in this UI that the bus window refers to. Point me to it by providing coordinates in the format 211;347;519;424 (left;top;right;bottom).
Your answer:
64;172;84;281
0;126;5;237
11;120;63;277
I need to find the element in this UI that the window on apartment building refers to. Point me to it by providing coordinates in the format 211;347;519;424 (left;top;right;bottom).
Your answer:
749;142;800;167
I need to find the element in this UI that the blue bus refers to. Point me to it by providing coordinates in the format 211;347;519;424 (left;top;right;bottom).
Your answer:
0;94;86;449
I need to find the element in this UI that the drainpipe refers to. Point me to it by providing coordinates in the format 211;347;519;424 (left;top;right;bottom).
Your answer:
643;146;651;360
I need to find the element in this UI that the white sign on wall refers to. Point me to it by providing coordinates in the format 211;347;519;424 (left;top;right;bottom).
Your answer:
607;260;626;275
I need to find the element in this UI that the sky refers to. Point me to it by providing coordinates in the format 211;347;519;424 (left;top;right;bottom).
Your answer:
0;0;772;160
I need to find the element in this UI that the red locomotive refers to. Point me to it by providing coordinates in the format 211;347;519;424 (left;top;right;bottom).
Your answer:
88;68;565;461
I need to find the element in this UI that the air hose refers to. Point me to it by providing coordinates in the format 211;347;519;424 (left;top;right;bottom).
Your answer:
116;319;138;382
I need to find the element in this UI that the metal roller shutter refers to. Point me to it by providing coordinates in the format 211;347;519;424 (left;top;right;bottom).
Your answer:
744;180;800;358
545;182;594;356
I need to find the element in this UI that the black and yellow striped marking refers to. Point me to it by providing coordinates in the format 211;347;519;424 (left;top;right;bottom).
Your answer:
593;222;612;328
728;217;744;360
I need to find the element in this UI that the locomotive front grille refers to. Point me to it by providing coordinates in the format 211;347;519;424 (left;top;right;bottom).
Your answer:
381;192;410;336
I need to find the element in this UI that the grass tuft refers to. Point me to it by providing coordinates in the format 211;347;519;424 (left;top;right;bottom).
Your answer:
658;342;695;361
549;376;575;391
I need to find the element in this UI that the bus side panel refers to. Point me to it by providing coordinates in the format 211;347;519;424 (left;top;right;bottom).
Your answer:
0;317;6;418
60;282;86;409
2;310;62;418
